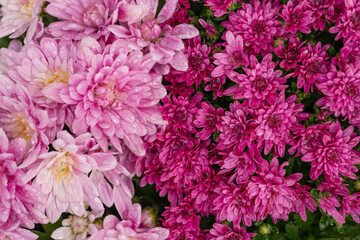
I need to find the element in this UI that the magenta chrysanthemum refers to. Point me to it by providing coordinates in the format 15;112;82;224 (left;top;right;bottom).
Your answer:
194;101;223;140
280;1;313;34
204;0;238;17
223;0;284;55
316;64;360;119
224;53;289;108
274;37;306;71
208;223;256;240
302;121;360;183
253;92;309;157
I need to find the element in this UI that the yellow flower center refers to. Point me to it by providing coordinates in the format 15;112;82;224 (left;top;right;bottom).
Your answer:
43;69;70;87
51;153;73;182
20;0;36;17
7;112;34;142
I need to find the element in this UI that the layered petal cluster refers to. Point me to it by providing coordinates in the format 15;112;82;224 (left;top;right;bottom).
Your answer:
316;64;360;119
274;37;306;71
302;121;360;183
293;41;330;94
194;101;224;140
0;0;44;39
31;131;117;223
224;53;289;108
329;0;360;44
223;0;284;55
245;158;305;223
0;83;51;168
109;0;199;73
212;31;248;79
45;0;118;40
204;0;238;17
0;128;47;231
280;1;313;34
208;223;256;240
253;92;310;157
90;203;169;240
63;38;167;156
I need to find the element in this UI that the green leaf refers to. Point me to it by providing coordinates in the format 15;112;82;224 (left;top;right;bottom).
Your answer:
285;222;299;240
319;214;331;230
336;224;344;234
42;217;63;235
294;211;315;230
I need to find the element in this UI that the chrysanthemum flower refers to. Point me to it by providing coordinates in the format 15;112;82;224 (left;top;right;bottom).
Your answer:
217;101;254;153
294;42;330;94
62;37;167;156
51;211;99;240
193;101;224;140
208;223;256;239
224;53;289;108
332;42;360;70
0;83;51;168
6;38;81;109
45;0;118;40
223;0;284;55
302;121;360;183
204;0;238;17
90;203;169;240
212;31;248;79
280;1;313;34
274;37;306;71
340;193;360;225
316;64;360;119
246;158;303;223
305;0;335;30
0;128;48;230
253;92;309;157
292;183;316;221
0;0;44;39
213;183;254;227
329;0;360;43
175;36;214;88
109;0;199;73
31;131;117;223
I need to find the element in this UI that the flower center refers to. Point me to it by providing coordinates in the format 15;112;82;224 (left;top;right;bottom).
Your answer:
253;21;265;34
140;20;162;41
267;114;282;128
190;55;203;68
253;77;267;91
6;112;34;142
51;153;73;182
94;77;126;108
83;4;105;27
345;85;357;97
69;215;90;235
43;69;69;87
232;51;244;65
20;0;35;17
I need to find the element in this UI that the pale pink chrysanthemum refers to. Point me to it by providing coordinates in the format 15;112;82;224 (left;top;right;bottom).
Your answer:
224;53;289;108
61;37;167;156
6;38;81;108
253;92;310;157
90;203;169;240
109;0;199;73
208;223;256;240
280;1;313;34
329;0;360;44
0;224;38;240
0;128;48;230
316;64;360;119
31;131;117;223
294;41;330;94
223;0;284;56
213;183;255;227
274;37;306;71
0;0;44;39
0;82;52;168
51;211;99;240
212;31;248;79
204;0;238;17
193;101;224;140
302;121;360;183
45;0;118;40
246;158;303;223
